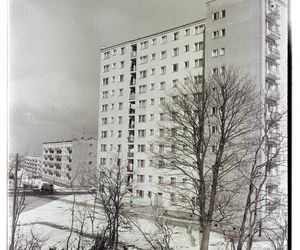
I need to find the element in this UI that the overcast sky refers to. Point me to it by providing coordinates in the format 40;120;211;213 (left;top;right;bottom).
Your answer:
9;0;206;155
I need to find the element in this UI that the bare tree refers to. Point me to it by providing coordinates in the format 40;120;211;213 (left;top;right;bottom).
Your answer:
155;67;260;250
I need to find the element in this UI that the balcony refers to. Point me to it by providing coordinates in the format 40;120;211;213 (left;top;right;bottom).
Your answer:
129;108;135;115
127;152;134;158
130;51;137;58
266;88;280;102
266;28;280;40
130;79;136;86
127;164;133;172
266;67;280;80
128;136;134;143
130;64;136;72
268;131;280;143
129;122;135;129
266;6;280;21
266;47;280;60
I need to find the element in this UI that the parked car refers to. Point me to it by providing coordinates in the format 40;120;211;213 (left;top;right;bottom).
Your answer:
41;183;54;193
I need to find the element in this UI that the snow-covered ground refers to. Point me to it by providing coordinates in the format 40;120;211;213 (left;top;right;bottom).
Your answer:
14;195;272;249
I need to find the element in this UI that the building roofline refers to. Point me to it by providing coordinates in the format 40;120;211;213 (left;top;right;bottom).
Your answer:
100;18;206;52
43;140;73;145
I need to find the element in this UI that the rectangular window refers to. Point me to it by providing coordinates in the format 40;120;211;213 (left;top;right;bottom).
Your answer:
212;126;217;133
100;144;107;152
118;116;122;124
139;85;147;93
151;53;156;60
149;175;153;182
150;98;155;105
103;65;109;72
102;104;108;112
220;48;225;56
120;61;125;68
119;88;123;96
138;129;146;137
104;51;110;59
118;102;123;110
170;177;176;186
151;68;155;75
160;97;165;104
138;100;146;108
101;118;108;125
160;82;166;90
160;66;166;75
172;47;179;56
151;38;156;45
159;113;166;121
140;41;148;50
212;107;217;114
101;131;107;138
212;30;219;39
137;175;145;182
119;75;124;82
136;190;144;198
184;44;189;52
212;68;218;76
195;42;204;51
138;115;146;123
194;59;203;68
112;63;116;69
150;83;155;90
184;61;189;68
212;49;218;57
212;12;219;20
220;28;225;37
137;160;145;168
120;47;125;55
103;78;109;86
149;114;154;121
100;158;106;165
220;66;225;75
139;55;148;64
173;32;179;40
158;176;164;184
112;49;116;56
161;50;167;59
138;144;146;152
139;70;147;79
102;91;109;98
172;63;179;72
172;79;178;88
220;9;226;18
118;130;122;137
161;35;167;44
159;129;165;137
185;28;190;36
150;129;154;136
194;25;204;34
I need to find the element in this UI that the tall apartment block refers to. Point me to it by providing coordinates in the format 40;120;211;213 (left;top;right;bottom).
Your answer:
24;155;42;177
42;138;97;187
98;0;287;211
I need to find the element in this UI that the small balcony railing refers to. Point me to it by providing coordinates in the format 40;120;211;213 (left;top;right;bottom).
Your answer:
128;136;134;143
129;123;135;129
130;79;136;86
129;94;136;100
266;68;280;80
130;51;137;58
127;152;134;158
266;47;280;60
266;6;280;20
266;28;280;40
266;89;280;102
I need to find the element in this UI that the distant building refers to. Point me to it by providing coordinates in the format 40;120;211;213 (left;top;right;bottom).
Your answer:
42;138;97;187
24;156;42;177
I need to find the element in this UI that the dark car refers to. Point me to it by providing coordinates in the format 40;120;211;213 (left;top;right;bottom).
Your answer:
41;183;54;193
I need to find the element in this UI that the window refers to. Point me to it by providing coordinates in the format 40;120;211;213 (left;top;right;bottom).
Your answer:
151;53;156;60
138;129;146;137
161;50;167;59
160;66;166;75
160;82;166;90
212;30;219;39
149;175;153;182
151;38;156;45
139;85;147;93
150;83;155;90
120;61;125;68
103;78;109;86
102;91;109;99
170;177;176;186
212;68;218;76
184;77;189;84
138;100;146;108
111;90;115;96
101;118;108;125
149;144;154;152
137;175;145;182
220;9;226;18
170;193;176;202
173;47;179;56
120;47;125;55
160;97;165;104
119;74;124;82
150;98;155;105
140;70;147;79
100;144;107;152
220;48;225;56
104;51;110;59
118;102;123;110
119;88;123;96
160;113;166;121
173;32;179;40
172;79;178;88
172;63;179;72
194;59;203;68
158;176;164;184
150;129;154;136
118;116;123;124
137;160;145;168
212;126;217;133
159;129;165;137
185;28;190;36
112;76;115;82
101;131;107;138
118;130;122;137
111;103;114;109
220;66;225;75
194;25;204;34
195;42;204;51
100;158;106;165
184;61;189;68
184;44;190;52
138;144;146;152
138;115;146;123
112;63;116;69
212;107;217;114
103;65;109;72
136;190;144;198
113;49;116;56
110;117;114;123
149;114;154;121
212;49;218;57
151;68;155;75
102;104;108;112
161;35;167;44
139;55;148;64
220;28;225;37
140;41;148;49
212;12;219;20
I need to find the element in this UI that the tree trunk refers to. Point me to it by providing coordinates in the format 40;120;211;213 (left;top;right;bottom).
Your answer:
200;224;211;250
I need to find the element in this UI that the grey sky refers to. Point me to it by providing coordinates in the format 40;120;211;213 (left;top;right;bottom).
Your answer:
9;0;206;155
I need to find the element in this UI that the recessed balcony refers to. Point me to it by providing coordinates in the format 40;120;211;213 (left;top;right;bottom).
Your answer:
266;67;280;80
266;28;280;40
129;94;136;100
266;6;280;21
266;47;280;60
266;88;280;102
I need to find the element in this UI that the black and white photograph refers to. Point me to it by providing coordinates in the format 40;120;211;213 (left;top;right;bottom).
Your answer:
6;0;290;249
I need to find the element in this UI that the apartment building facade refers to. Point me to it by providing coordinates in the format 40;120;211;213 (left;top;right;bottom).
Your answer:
98;0;287;212
24;155;42;177
42;138;97;187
